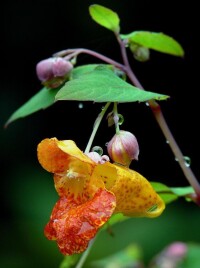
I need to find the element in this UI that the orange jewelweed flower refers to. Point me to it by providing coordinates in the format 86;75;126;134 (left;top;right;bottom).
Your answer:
37;138;165;255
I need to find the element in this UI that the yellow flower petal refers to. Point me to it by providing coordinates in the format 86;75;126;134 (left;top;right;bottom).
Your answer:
37;138;70;173
110;165;165;218
92;162;165;218
38;138;104;200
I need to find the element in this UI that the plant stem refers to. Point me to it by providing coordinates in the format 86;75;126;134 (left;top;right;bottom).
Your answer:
113;102;120;134
84;102;111;153
77;102;110;267
75;237;96;268
54;48;124;70
116;35;200;200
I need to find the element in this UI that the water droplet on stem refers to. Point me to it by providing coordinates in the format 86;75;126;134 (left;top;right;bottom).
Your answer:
184;156;191;167
92;146;103;156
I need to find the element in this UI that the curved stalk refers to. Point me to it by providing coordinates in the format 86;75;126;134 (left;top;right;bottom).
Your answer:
54;48;124;70
84;102;111;153
75;237;96;268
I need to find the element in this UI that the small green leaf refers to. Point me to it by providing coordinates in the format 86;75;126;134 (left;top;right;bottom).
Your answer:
56;66;168;102
105;213;128;229
170;186;195;196
89;4;120;33
5;87;59;126
90;244;142;268
121;31;184;57
151;182;195;204
151;182;171;192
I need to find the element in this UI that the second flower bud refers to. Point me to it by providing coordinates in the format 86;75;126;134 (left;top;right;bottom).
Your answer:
107;130;139;167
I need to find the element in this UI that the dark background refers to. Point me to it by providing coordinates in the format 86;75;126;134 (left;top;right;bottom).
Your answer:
2;0;200;267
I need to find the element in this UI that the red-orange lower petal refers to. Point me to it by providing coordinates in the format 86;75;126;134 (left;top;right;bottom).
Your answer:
44;188;116;255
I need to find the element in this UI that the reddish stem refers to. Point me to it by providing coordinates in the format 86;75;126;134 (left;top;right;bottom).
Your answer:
116;35;200;201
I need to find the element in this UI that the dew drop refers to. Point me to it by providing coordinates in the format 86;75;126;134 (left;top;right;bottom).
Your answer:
145;102;150;106
175;157;179;162
78;102;83;109
166;140;169;144
118;114;124;125
184;156;191;167
105;142;109;147
92;146;103;156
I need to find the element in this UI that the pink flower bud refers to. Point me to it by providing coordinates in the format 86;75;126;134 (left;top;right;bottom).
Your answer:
52;58;73;77
107;130;139;166
36;58;54;82
36;57;73;83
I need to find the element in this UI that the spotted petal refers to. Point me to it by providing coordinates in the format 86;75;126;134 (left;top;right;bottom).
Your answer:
110;164;165;217
44;189;116;255
92;163;165;217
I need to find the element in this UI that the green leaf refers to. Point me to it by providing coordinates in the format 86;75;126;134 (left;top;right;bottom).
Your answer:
151;182;195;204
56;66;169;102
170;186;195;196
71;64;111;79
89;4;120;33
121;31;184;57
5;87;59;126
104;213;129;230
90;244;142;268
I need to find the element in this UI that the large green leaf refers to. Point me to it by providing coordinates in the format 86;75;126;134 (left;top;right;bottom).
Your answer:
71;64;111;79
121;31;184;57
56;66;168;102
5;87;59;126
89;4;120;33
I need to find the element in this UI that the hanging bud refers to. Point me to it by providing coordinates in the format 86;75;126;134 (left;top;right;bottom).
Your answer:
52;58;73;77
36;58;54;82
36;57;73;88
107;130;139;166
129;43;150;62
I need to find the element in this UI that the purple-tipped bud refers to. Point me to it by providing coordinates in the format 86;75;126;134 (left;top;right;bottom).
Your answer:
36;58;54;82
52;58;73;77
107;130;139;166
36;57;73;84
